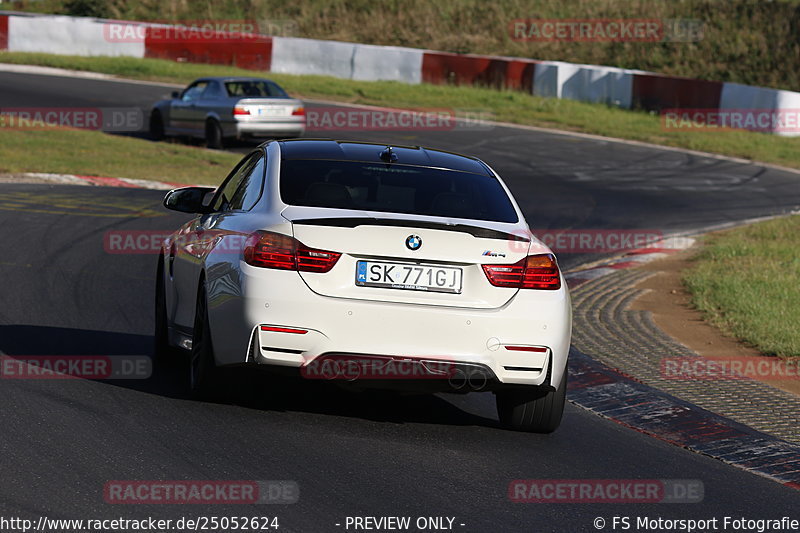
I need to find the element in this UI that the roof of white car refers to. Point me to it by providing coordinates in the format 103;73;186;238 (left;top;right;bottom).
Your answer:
276;139;491;175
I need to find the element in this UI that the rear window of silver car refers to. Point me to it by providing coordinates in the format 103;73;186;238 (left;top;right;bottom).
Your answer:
279;160;519;223
225;81;288;98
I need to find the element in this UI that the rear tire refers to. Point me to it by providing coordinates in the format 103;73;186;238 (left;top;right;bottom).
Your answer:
189;279;220;399
154;255;177;366
149;111;165;141
205;119;224;149
496;370;567;433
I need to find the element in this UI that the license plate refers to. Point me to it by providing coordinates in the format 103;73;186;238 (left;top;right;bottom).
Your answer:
257;106;290;116
355;261;462;294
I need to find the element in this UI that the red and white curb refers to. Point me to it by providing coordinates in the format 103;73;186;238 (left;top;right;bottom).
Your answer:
11;172;187;190
565;235;696;288
564;231;800;490
569;350;800;491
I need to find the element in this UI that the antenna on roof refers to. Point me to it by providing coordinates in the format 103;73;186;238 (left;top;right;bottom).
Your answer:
380;146;398;163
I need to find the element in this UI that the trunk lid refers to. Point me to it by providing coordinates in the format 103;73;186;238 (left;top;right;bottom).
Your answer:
282;207;531;309
234;98;302;121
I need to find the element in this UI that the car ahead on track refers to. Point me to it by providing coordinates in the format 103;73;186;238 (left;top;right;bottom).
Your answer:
149;77;305;148
155;139;572;432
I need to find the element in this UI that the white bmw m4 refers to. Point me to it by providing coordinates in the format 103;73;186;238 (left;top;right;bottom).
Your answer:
156;139;572;432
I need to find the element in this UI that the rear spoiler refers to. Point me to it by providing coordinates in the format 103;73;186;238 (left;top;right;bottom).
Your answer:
290;217;530;242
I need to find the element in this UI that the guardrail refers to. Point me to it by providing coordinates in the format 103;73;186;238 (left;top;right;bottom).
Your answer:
1;11;796;136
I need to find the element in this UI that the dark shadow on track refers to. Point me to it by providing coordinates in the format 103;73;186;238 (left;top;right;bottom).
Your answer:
0;324;499;429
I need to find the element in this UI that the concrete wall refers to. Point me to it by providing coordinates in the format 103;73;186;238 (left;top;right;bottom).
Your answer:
422;51;537;91
352;44;422;83
3;11;799;136
631;74;722;111
270;37;356;79
7;15;144;57
533;61;636;108
720;82;800;137
270;37;422;83
0;15;8;50
144;27;271;70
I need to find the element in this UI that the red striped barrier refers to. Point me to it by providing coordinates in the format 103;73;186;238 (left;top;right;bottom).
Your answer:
144;28;272;71
4;12;797;137
0;15;8;50
632;73;722;111
422;51;537;91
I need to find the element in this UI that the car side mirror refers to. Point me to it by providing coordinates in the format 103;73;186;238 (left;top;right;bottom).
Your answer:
163;187;216;214
171;91;180;99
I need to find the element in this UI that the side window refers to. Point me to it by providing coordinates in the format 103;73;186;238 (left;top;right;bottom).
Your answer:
228;154;266;211
204;81;224;99
211;153;265;212
211;154;256;212
181;81;209;102
266;81;288;98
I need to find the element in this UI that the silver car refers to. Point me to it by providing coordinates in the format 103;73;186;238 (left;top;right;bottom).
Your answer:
149;77;305;148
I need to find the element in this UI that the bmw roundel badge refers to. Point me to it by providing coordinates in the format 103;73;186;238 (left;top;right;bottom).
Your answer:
405;235;422;251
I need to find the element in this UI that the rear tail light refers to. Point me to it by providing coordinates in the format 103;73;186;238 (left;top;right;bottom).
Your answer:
292;107;305;116
482;253;561;290
260;325;307;334
233;106;250;116
505;345;549;352
243;231;340;273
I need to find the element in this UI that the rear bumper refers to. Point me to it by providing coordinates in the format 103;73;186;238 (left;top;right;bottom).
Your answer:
233;119;305;138
213;264;572;389
295;353;505;393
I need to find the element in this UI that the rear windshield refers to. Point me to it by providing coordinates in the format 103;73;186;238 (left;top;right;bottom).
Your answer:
225;80;288;98
280;160;518;223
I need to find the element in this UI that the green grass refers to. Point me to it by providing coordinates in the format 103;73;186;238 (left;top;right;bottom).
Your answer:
0;129;240;185
2;51;800;169
17;0;800;91
683;215;800;358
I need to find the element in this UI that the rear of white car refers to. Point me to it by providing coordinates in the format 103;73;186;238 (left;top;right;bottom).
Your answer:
242;215;571;387
160;140;571;432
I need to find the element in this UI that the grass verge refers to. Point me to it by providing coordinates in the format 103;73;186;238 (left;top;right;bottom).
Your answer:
0;129;240;185
683;215;800;358
2;51;800;170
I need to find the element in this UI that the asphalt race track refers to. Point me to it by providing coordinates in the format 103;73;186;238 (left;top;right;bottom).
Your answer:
0;70;799;530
